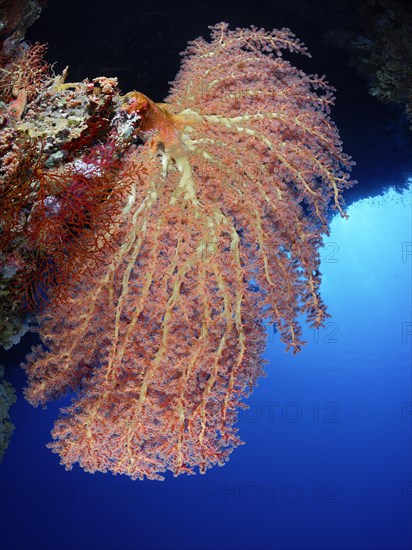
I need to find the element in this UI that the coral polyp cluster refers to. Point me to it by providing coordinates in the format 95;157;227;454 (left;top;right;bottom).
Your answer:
1;2;354;478
0;40;144;345
19;24;354;480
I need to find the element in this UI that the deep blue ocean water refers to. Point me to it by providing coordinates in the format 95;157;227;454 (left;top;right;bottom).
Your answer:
0;185;411;550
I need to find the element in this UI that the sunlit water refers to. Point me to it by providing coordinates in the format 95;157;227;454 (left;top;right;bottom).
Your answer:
0;184;411;550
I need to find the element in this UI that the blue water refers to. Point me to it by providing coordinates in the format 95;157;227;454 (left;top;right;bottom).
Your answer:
0;185;411;550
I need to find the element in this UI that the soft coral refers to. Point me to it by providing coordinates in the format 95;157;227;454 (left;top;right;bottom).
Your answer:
1;138;140;311
0;42;51;103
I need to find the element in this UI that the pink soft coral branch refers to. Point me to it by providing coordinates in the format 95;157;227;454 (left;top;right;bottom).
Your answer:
23;23;354;480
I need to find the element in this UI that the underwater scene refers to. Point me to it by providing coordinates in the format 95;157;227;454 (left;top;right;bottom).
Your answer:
0;1;411;549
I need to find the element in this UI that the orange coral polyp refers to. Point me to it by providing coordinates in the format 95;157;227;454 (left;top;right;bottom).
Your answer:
122;91;202;206
122;91;177;148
